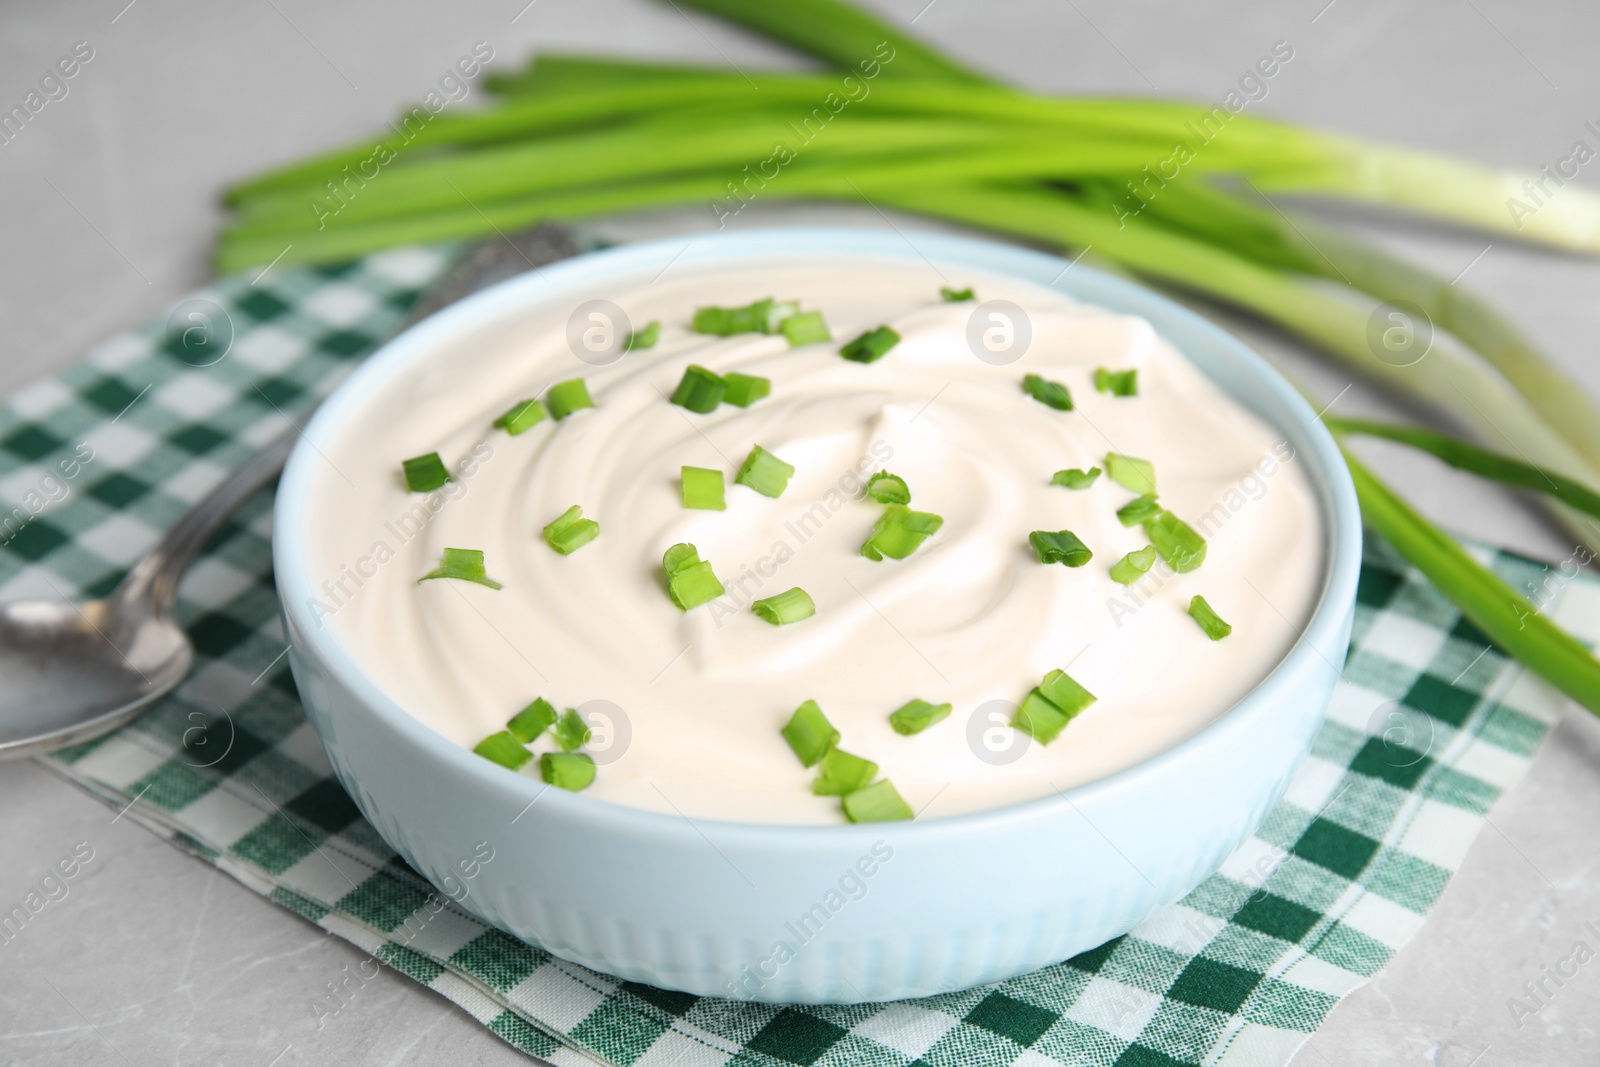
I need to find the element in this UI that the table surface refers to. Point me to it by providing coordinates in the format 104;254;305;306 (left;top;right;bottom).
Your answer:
4;1;1600;1063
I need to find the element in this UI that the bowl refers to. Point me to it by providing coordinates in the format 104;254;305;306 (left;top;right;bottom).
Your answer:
274;228;1361;1004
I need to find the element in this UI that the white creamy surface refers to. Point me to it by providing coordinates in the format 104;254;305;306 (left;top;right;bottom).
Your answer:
303;255;1325;824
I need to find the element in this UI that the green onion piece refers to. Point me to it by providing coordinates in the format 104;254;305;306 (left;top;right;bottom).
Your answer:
418;547;502;589
779;310;831;346
1094;368;1140;397
1029;529;1092;567
1013;669;1097;745
1052;467;1101;489
860;504;944;561
940;286;975;302
543;505;600;555
760;299;802;333
1116;494;1162;527
540;751;596;791
691;306;741;336
1144;509;1208;572
1039;668;1097;718
752;587;815;625
889;698;953;736
554;708;591;752
662;542;699;577
812;748;878;796
721;371;771;407
681;466;726;510
781;699;839;767
842;779;914;822
473;731;531;770
735;445;795;498
493;399;548;436
839;325;900;363
1189;595;1233;640
545;378;594;420
1110;545;1159;585
662;543;725;610
669;364;727;413
507;697;558;743
693;299;774;336
865;471;911;505
402;452;451;493
624;320;660;351
1023;373;1073;411
1105;452;1156;493
1013;689;1071;744
692;298;801;336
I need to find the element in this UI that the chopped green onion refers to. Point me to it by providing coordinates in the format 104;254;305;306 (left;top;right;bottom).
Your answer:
1189;595;1233;640
839;325;900;363
812;748;878;796
1115;494;1162;527
1012;669;1096;744
1015;670;1097;744
545;378;594;420
1023;373;1073;411
1094;368;1139;397
780;310;831;346
842;779;914;823
721;371;771;407
760;299;802;333
540;751;595;791
692;298;796;336
402;452;451;493
781;699;839;767
624;320;660;351
861;504;944;561
1029;529;1092;567
669;364;727;413
1052;467;1101;489
940;286;975;302
662;542;699;576
1039;668;1096;717
543;505;600;555
1144;509;1207;572
493;399;548;436
554;708;591;752
507;697;558;743
662;543;725;610
889;698;952;735
735;445;795;498
752;587;815;625
1013;690;1070;745
1105;452;1156;493
865;470;911;505
1110;545;1159;585
681;466;726;510
473;731;531;770
418;547;502;589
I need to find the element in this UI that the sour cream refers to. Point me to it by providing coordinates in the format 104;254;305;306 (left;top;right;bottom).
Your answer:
302;256;1324;824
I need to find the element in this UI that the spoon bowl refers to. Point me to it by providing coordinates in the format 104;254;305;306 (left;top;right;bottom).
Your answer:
0;434;293;760
0;596;193;757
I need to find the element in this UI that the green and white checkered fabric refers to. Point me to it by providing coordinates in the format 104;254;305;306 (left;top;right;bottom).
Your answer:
9;245;1595;1067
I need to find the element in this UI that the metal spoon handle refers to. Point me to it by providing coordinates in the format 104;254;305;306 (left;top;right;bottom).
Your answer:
114;429;296;612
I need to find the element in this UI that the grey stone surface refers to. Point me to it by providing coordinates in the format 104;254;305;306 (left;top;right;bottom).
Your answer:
2;0;1599;1063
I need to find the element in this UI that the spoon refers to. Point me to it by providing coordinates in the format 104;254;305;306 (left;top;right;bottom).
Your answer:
0;222;585;760
0;434;294;759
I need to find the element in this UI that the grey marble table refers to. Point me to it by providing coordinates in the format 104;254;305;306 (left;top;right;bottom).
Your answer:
3;1;1600;1063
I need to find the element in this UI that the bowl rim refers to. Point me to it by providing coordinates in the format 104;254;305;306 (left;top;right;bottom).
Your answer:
274;226;1362;845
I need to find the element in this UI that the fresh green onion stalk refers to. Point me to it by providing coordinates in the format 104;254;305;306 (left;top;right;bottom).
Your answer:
225;0;1600;714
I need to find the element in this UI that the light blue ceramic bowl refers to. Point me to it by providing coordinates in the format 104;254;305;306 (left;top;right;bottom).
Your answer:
274;228;1361;1004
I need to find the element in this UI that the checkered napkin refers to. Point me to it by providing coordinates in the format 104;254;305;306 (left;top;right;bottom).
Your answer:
8;244;1596;1067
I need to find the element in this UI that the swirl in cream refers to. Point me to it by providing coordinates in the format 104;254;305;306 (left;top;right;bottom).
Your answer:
302;256;1323;824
